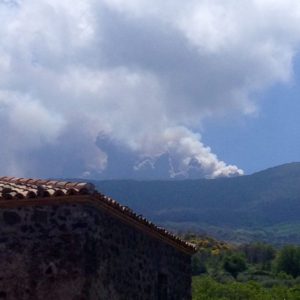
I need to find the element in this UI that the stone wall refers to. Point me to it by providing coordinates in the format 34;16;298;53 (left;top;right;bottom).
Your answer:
0;201;192;300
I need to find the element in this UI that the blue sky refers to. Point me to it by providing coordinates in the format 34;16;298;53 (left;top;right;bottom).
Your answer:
1;0;300;179
204;54;300;175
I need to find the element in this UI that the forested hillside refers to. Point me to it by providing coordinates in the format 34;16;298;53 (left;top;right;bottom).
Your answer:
187;234;300;299
90;162;300;244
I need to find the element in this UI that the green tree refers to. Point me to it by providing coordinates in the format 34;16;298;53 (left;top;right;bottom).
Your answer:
276;245;300;278
240;243;275;268
192;255;207;275
223;254;247;278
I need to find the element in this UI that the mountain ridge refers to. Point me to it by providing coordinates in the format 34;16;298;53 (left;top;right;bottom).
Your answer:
77;162;300;244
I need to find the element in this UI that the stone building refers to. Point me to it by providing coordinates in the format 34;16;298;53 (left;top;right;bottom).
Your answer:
0;177;195;300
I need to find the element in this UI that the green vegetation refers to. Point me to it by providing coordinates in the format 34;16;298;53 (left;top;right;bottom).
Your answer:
186;234;300;299
223;254;247;278
88;164;300;296
275;246;300;278
93;162;300;245
192;277;300;300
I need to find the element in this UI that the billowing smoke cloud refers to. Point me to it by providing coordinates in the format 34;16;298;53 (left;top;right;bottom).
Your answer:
0;0;299;178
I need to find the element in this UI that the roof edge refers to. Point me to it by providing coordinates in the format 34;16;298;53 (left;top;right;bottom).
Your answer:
0;195;196;255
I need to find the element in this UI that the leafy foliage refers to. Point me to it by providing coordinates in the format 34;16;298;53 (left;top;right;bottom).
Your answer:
239;242;276;269
192;276;300;300
223;254;247;278
186;235;300;299
192;256;207;276
275;245;300;277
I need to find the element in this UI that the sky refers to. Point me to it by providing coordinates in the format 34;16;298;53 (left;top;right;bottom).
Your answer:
204;53;300;175
0;0;300;179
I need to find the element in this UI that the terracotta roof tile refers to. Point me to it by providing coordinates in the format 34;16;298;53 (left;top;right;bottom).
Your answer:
0;177;94;198
0;177;196;253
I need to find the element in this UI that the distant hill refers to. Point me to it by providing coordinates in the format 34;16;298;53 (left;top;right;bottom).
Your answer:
88;162;300;245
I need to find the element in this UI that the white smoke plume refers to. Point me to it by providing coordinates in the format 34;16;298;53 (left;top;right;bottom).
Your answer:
0;0;300;178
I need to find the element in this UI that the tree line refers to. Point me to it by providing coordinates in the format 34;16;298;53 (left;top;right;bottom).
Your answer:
184;234;300;299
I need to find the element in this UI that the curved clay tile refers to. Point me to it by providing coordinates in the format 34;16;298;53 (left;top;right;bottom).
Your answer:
13;188;28;198
27;179;38;185
45;189;56;196
46;180;61;187
10;191;25;199
78;188;90;195
3;193;13;200
37;186;47;197
16;178;32;184
52;181;69;188
2;187;12;194
64;182;78;188
74;182;95;192
35;179;50;186
66;188;78;195
53;190;65;197
26;191;37;199
0;176;13;181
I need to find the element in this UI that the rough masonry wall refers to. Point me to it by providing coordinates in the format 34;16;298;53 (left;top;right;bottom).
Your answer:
0;202;191;300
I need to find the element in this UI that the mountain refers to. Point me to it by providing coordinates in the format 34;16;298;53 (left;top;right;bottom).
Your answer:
89;162;300;245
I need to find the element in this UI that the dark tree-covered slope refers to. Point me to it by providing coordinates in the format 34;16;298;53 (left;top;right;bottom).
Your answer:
86;162;300;243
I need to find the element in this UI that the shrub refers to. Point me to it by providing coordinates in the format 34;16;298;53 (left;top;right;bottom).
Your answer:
223;254;247;278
